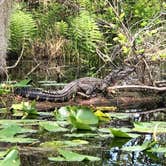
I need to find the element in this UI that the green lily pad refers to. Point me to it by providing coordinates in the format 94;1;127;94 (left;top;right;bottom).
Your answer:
0;124;21;138
0;137;38;143
122;141;157;152
75;108;98;125
147;147;166;153
40;139;89;149
0;119;42;126
48;149;100;162
0;149;20;166
110;128;139;138
133;121;166;133
69;107;98;130
55;107;70;120
0;151;7;158
39;121;69;132
64;133;98;138
0;124;36;138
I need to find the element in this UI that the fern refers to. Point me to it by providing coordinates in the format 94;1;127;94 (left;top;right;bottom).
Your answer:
55;21;68;36
70;10;103;54
9;10;36;53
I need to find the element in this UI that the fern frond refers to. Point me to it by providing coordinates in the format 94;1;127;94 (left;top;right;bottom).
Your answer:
70;10;103;53
9;10;36;52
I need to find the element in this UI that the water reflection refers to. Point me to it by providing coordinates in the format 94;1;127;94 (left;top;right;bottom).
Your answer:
103;135;165;166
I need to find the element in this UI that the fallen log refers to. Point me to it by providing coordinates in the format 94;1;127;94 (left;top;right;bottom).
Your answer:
35;85;166;111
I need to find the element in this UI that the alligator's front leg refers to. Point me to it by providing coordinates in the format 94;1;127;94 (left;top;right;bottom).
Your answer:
78;84;95;96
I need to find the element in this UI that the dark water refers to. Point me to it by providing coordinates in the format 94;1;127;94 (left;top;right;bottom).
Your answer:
3;59;166;165
7;108;166;166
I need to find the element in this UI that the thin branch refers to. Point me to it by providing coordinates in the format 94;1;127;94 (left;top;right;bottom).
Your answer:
7;45;25;69
26;62;41;76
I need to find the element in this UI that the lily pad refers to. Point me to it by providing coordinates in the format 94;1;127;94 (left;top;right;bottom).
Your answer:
0;124;21;138
110;128;139;138
122;141;157;152
69;107;99;130
0;123;36;138
75;108;98;125
0;119;42;126
147;147;166;153
133;121;166;133
0;137;38;143
48;149;100;162
55;107;70;120
40;139;89;149
64;133;98;138
39;121;69;132
0;149;20;166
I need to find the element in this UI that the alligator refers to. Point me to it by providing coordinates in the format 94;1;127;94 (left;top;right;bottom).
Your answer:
14;67;135;102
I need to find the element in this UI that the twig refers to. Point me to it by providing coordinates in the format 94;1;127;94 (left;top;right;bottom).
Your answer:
7;45;25;69
26;62;41;76
142;58;154;85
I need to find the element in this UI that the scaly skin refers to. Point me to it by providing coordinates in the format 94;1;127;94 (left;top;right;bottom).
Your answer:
14;67;135;102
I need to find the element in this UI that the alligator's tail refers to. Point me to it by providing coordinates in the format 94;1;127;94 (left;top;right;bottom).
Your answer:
14;87;69;102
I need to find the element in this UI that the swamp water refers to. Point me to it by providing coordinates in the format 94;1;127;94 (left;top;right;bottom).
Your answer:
0;101;165;166
0;61;165;165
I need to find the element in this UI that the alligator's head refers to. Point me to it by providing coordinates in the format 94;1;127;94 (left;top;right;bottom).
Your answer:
104;67;135;85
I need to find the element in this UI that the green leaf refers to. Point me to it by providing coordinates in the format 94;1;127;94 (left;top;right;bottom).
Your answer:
76;108;98;125
0;151;7;158
40;139;89;149
147;147;166;153
0;119;41;126
48;149;100;162
64;133;98;138
69;115;92;130
39;121;69;132
55;107;70;120
133;121;166;133
13;79;32;87
68;107;98;130
110;128;139;138
0;149;20;166
11;102;38;119
122;141;157;152
0;124;21;138
0;123;36;138
0;137;38;143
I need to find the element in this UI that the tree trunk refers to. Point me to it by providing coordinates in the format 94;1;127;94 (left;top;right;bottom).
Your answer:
0;0;12;81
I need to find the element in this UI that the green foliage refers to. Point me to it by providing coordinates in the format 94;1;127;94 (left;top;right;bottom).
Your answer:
133;121;166;133
0;149;20;166
122;0;163;27
0;123;37;143
8;0;165;75
70;10;103;55
48;149;100;162
9;10;36;53
40;139;88;149
33;2;65;39
39;121;69;132
122;140;157;152
55;106;99;130
11;101;38;119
